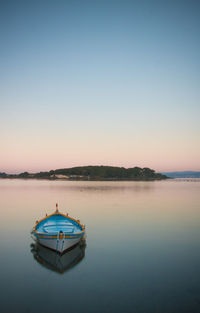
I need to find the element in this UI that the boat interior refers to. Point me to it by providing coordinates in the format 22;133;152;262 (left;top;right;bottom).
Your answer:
36;214;82;234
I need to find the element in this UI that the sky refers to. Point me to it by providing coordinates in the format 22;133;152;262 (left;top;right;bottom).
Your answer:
0;0;199;173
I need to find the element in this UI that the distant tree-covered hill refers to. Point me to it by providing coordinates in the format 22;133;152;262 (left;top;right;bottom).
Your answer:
0;166;169;180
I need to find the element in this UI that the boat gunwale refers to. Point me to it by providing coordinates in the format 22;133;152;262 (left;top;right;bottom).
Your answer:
33;211;85;237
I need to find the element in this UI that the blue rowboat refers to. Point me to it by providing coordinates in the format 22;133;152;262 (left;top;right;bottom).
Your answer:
32;204;85;253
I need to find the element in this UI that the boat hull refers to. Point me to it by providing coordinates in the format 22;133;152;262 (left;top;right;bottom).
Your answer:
36;235;83;253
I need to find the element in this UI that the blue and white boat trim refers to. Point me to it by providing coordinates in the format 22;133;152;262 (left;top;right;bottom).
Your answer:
32;204;85;253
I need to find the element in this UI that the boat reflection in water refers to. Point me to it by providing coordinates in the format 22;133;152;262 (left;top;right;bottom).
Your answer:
31;239;86;274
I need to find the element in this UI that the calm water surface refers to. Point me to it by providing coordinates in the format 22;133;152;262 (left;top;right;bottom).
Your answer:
0;179;200;313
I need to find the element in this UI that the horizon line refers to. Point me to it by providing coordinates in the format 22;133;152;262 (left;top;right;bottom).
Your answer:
1;165;200;176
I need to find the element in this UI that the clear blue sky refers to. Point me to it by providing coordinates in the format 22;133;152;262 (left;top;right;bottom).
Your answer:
0;0;199;173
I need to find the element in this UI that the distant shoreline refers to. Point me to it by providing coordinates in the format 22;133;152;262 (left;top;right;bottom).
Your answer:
0;165;169;181
0;177;171;181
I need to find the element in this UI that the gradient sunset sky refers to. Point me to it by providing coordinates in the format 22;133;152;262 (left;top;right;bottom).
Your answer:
1;0;199;173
